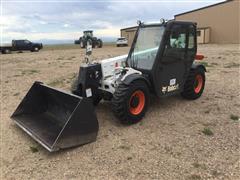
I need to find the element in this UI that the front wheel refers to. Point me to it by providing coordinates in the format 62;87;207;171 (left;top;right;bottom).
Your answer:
112;81;149;124
33;47;39;52
80;39;85;48
181;68;205;100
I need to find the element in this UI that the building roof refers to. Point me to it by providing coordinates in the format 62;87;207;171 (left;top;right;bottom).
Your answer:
120;26;138;31
174;0;232;17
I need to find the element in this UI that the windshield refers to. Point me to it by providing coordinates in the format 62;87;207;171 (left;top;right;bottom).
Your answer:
128;26;165;70
118;38;126;41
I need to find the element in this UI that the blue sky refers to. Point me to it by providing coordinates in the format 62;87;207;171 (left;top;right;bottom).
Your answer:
1;0;224;43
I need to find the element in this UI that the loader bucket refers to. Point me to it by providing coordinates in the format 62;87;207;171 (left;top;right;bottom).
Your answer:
11;82;99;152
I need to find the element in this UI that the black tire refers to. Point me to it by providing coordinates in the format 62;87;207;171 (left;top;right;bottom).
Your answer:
116;44;119;47
80;39;85;48
112;80;149;124
3;49;11;54
181;67;205;100
32;47;39;52
71;77;102;106
97;39;103;48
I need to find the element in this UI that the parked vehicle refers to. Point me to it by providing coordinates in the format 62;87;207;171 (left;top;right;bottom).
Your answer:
116;37;128;47
0;40;43;54
78;30;103;48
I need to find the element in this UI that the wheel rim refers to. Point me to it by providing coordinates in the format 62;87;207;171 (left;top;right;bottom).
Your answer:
129;90;145;115
194;74;203;93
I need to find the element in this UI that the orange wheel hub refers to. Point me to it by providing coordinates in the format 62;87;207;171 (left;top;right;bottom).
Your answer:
129;90;145;115
194;74;203;93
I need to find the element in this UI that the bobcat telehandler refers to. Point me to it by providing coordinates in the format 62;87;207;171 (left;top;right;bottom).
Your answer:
11;20;206;152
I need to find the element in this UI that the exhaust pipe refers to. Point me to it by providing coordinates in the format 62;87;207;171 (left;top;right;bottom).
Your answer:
11;82;99;152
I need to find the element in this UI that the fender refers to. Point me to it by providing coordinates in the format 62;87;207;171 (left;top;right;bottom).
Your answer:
191;63;206;72
122;73;151;87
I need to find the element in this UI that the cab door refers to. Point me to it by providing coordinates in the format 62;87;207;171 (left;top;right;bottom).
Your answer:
22;40;32;50
156;23;193;97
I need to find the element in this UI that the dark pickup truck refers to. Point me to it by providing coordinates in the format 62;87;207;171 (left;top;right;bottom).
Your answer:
0;40;43;54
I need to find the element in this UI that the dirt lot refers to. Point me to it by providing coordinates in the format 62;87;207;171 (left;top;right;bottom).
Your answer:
1;44;239;179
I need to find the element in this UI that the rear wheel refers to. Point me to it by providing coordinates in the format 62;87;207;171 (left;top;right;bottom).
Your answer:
3;49;11;54
181;68;205;100
112;81;149;124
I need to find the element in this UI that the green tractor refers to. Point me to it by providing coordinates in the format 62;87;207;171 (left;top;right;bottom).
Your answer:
79;30;103;48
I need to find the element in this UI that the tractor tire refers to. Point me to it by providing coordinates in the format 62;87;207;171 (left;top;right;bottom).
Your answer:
112;80;149;124
71;77;102;106
181;67;205;100
97;39;103;48
80;39;85;48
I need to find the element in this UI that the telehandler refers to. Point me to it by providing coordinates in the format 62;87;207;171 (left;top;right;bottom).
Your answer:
11;20;206;152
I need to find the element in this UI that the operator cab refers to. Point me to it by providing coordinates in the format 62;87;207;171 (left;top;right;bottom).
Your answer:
127;20;197;97
83;30;93;38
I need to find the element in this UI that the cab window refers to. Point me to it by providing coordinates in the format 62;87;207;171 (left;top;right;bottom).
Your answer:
24;40;30;44
163;25;187;60
188;26;196;49
169;29;186;49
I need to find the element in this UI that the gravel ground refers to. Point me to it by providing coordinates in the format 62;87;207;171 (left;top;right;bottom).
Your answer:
0;44;239;180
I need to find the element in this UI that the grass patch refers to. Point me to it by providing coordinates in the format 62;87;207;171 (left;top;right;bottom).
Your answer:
202;128;214;136
21;69;40;75
68;73;77;81
211;170;221;177
200;62;212;67
57;57;64;60
189;174;201;180
192;162;207;169
13;92;20;96
204;110;210;114
47;79;64;87
67;56;76;60
30;146;39;153
13;74;21;77
224;63;240;68
192;162;201;168
211;62;218;66
230;114;239;121
127;156;132;160
119;145;130;150
200;62;218;68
